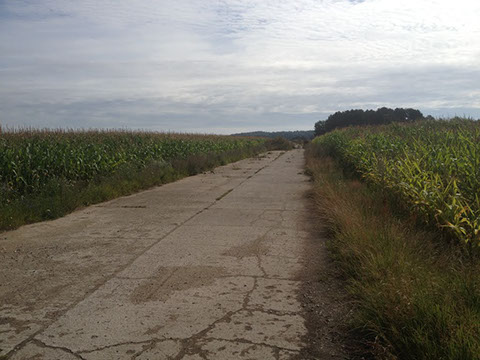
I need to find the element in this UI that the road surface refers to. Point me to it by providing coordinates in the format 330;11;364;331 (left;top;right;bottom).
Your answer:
0;149;342;359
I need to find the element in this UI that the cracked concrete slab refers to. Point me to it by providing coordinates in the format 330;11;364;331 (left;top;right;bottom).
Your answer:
35;273;254;352
135;340;183;360
9;342;80;360
80;340;182;360
248;278;302;313
192;339;283;359
206;310;306;351
1;150;323;359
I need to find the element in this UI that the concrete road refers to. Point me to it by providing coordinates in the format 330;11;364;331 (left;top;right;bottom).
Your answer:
1;150;314;359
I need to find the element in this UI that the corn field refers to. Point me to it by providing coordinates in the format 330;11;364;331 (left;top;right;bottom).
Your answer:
0;128;264;199
313;118;480;247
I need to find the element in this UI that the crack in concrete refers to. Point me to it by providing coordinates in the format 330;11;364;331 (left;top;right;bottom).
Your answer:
74;337;185;359
77;339;159;355
254;229;273;278
131;340;162;360
31;339;86;360
243;307;300;317
242;278;258;310
171;272;262;359
172;308;244;360
168;264;300;358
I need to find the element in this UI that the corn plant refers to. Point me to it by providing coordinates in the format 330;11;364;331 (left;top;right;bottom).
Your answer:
0;129;264;199
313;118;480;247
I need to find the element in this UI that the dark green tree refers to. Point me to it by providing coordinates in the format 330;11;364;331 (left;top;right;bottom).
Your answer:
314;120;326;136
315;107;425;135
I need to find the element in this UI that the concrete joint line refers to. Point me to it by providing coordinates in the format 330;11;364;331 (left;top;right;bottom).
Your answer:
215;188;234;201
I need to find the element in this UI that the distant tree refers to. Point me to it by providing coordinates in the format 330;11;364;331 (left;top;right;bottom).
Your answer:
377;107;396;124
231;130;315;141
314;120;326;136
404;108;423;121
317;107;425;134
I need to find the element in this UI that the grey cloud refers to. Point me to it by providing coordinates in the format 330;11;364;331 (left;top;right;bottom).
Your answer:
1;0;480;132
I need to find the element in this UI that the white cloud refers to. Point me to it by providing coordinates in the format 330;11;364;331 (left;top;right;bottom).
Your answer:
1;0;480;133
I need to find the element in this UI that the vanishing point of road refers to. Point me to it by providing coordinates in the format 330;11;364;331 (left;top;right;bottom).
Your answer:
0;150;345;359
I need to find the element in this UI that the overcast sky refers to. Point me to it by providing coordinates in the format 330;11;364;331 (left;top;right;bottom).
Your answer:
1;0;479;133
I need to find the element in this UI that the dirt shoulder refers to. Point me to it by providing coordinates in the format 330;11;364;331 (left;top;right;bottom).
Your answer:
297;191;352;360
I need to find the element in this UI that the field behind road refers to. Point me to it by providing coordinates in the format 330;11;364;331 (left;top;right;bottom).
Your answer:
0;129;267;231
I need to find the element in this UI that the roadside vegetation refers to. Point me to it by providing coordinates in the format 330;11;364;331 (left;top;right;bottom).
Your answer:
0;128;274;231
307;118;480;359
314;119;480;248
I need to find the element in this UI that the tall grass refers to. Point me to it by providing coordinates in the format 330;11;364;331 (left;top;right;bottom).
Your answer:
306;144;480;360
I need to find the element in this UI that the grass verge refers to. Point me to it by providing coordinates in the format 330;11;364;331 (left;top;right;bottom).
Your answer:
305;144;480;360
0;144;273;232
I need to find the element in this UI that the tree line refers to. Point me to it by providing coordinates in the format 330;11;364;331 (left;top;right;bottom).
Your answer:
315;107;426;136
232;130;314;141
